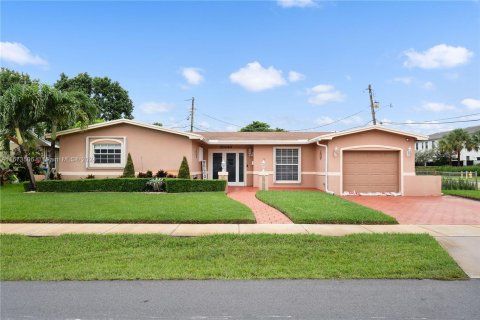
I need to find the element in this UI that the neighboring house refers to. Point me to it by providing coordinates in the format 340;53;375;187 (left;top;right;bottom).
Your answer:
51;119;441;196
416;125;480;165
4;137;60;170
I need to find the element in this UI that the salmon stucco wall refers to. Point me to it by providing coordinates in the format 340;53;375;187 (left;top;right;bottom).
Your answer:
321;129;419;195
252;144;319;189
58;123;196;179
404;176;442;196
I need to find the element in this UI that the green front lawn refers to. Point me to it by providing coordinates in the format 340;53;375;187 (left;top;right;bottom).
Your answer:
443;189;480;201
0;234;465;280
256;191;397;224
0;184;255;223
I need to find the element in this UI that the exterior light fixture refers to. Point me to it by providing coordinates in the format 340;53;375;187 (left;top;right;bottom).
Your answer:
221;160;226;172
406;146;412;158
333;146;339;158
261;159;266;172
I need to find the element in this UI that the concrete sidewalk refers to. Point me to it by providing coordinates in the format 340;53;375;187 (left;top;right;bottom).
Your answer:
1;223;479;278
2;223;479;237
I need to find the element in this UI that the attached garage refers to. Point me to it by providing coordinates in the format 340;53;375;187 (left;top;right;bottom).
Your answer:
342;150;400;194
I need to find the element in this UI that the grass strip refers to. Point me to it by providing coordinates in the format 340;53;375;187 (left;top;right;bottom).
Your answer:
256;191;397;224
0;233;465;280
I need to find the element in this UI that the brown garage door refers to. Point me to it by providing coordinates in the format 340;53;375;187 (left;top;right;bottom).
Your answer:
343;151;399;193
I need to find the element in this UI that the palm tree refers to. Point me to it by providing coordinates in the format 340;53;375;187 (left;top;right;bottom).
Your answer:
439;129;474;166
0;83;42;190
39;85;97;179
470;130;480;152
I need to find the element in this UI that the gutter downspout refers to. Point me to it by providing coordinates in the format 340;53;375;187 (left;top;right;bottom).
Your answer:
316;141;334;195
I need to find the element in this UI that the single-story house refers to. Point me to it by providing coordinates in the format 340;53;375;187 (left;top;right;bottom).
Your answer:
51;119;441;196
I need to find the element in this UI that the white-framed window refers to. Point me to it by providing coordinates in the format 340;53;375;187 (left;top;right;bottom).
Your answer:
93;144;122;164
274;147;301;183
87;137;126;168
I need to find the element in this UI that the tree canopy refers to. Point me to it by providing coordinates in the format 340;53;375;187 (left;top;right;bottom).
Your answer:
438;128;479;166
54;72;134;121
240;121;287;132
0;68;36;96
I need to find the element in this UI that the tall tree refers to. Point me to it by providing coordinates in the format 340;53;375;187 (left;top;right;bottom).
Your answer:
0;83;42;190
0;68;36;96
469;130;480;152
54;72;134;121
240;121;287;132
39;85;97;179
439;129;474;166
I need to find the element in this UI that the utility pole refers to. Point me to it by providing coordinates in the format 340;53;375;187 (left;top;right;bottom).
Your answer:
190;97;195;132
367;84;377;125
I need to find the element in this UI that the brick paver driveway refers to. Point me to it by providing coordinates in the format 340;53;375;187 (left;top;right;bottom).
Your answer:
345;195;480;225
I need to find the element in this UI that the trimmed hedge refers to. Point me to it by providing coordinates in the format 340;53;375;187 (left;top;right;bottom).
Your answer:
416;165;480;175
164;178;226;193
25;178;151;192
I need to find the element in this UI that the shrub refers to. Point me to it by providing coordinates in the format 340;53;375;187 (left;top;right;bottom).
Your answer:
155;169;169;178
416;165;480;175
137;171;153;178
146;177;164;192
164;178;226;193
86;174;95;179
177;156;190;179
122;153;135;178
442;178;478;190
25;178;150;192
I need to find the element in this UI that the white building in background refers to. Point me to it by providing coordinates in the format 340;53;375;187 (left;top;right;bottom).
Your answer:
415;125;480;165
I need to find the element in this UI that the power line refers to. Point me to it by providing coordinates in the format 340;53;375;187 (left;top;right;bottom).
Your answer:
196;108;244;128
289;108;368;132
418;112;480;122
192;125;209;132
382;118;480;125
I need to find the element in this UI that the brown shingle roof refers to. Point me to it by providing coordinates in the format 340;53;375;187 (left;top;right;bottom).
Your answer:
196;131;329;141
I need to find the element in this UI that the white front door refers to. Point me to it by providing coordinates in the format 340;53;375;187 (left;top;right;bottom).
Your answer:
209;150;246;186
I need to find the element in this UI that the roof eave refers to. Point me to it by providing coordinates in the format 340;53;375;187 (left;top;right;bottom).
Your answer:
205;139;313;145
311;125;428;141
51;119;203;140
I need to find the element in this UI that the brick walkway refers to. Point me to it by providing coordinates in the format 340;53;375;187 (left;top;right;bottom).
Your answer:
345;195;480;225
227;187;293;224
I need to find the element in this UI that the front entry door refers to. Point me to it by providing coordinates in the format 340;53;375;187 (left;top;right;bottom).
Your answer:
211;151;245;186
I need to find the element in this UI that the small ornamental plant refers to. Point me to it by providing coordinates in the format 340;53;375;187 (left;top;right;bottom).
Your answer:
177;156;191;179
146;177;165;192
122;153;135;178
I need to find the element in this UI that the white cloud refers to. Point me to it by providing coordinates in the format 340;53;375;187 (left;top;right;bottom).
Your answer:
423;81;435;90
421;102;456;112
393;77;413;85
181;67;204;85
315;116;334;125
140;102;172;114
288;71;305;82
461;98;480;110
444;73;460;80
340;115;363;125
198;121;210;129
277;0;316;8
229;61;287;92
307;84;345;105
403;44;473;69
225;125;237;132
0;41;48;66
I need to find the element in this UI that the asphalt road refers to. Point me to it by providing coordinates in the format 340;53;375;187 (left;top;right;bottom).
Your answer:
1;280;479;320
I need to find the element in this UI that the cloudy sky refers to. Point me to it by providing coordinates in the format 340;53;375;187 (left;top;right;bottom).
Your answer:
1;0;479;134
